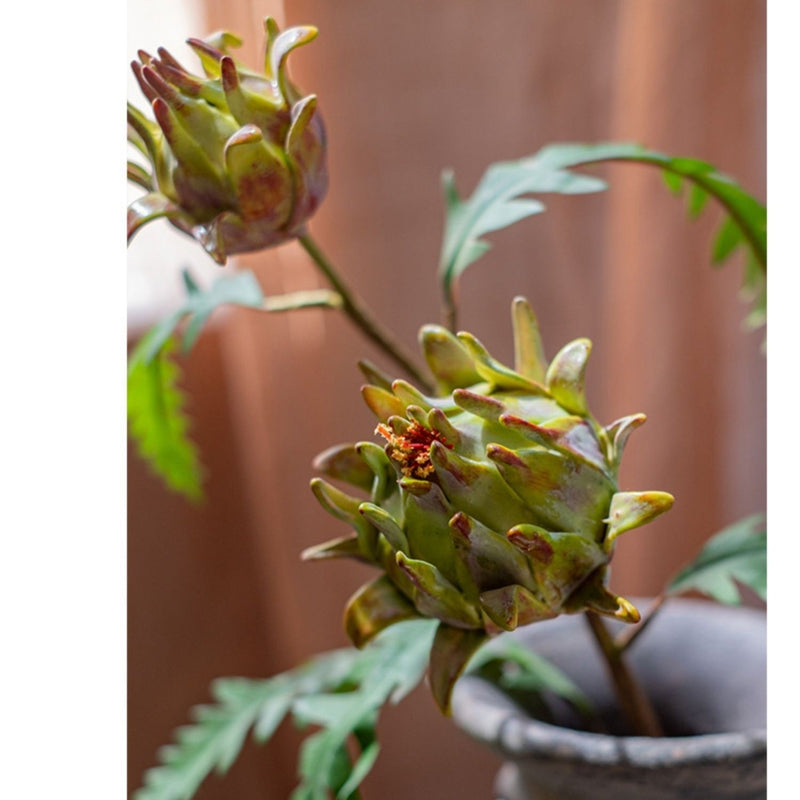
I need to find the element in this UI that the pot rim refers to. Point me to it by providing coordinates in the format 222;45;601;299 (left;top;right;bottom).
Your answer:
451;599;766;768
469;689;766;767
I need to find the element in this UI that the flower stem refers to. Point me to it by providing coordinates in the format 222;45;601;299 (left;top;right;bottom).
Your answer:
261;288;343;313
442;291;458;333
584;612;663;737
298;233;433;391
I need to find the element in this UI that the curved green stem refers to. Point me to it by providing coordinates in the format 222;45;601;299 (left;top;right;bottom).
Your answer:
298;234;433;391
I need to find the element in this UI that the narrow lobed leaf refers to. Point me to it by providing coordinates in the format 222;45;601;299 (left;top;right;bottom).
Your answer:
127;338;203;502
668;513;766;604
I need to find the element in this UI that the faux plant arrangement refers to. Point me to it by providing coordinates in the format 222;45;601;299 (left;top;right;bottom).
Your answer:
127;17;766;800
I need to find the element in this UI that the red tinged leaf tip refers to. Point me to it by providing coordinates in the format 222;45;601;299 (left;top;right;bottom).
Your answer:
428;408;461;446
448;511;472;540
187;37;226;63
507;528;554;564
141;65;182;109
429;441;469;484
220;55;240;92
131;61;158;103
225;124;263;149
453;389;505;412
153;62;203;97
128;18;327;260
498;413;538;435
395;553;421;587
156;46;188;73
151;98;174;137
486;444;526;469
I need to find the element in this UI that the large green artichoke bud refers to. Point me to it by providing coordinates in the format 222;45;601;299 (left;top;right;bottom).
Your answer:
127;18;326;264
305;298;673;712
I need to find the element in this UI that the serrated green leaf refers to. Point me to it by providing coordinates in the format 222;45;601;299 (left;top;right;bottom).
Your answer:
661;169;683;195
339;735;380;798
534;143;766;328
293;619;437;799
440;141;765;331
530;144;765;266
712;216;743;264
126;271;267;501
687;184;709;218
134;622;439;800
468;637;595;719
295;736;354;800
135;270;265;365
438;156;606;301
668;513;766;604
134;650;363;800
127;337;203;502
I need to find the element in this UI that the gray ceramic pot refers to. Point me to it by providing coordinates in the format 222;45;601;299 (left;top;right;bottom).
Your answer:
451;599;765;800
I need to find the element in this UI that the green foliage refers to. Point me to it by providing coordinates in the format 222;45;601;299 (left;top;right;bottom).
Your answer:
133;649;360;800
468;637;595;720
126;270;264;501
127;272;346;500
439;142;766;329
668;513;766;604
289;619;437;799
137;270;265;365
127;337;203;502
134;618;597;800
438;158;605;306
133;622;436;800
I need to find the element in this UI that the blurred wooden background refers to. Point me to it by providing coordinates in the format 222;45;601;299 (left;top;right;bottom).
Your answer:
128;1;765;797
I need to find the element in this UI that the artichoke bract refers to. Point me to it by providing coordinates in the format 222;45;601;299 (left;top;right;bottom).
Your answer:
305;298;674;713
127;18;327;264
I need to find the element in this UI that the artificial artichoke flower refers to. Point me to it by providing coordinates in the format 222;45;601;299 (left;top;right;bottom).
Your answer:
304;298;674;712
127;18;327;264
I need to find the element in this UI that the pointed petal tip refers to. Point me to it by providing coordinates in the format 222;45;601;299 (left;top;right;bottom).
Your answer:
545;338;594;415
397;477;435;497
224;123;264;150
220;54;239;90
448;511;471;539
573;580;641;624
592;594;640;624
419;323;448;339
511;296;548;382
485;443;524;468
604;490;675;547
429;625;489;716
344;576;419;649
299;545;315;561
620;598;641;624
506;525;554;563
455;330;480;349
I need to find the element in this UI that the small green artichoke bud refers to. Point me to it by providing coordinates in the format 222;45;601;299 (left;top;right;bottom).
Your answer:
127;18;327;264
305;298;674;713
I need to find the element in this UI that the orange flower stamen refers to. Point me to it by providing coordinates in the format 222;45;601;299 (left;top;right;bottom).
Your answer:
376;421;452;479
